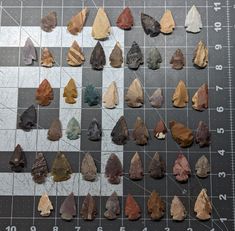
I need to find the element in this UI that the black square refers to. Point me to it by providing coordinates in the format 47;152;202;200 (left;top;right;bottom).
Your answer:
80;108;102;129
22;8;41;26
0;196;12;217
0;48;19;66
12;196;34;217
1;8;21;26
82;67;103;87
80;130;102;152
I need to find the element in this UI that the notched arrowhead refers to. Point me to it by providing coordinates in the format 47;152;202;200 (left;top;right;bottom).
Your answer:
87;118;102;141
173;152;191;182
133;116;149;145
172;80;188;108
67;8;88;35
147;191;165;220
185;5;202;33
80;193;97;220
81;152;97;181
47;118;62;141
38;193;53;217
160;10;175;34
105;153;123;184
193;41;208;68
92;8;111;40
41;11;57;32
195;121;211;147
9;144;26;172
31;152;48;184
116;7;134;30
125;78;144;108
126;41;143;70
194;189;212;220
111;116;129;145
153;120;167;140
104;192;120;220
148;152;166;179
195;155;210;178
60;192;77;221
67;41;85;66
103;81;119;109
109;42;123;68
35;79;54;106
192;83;208;111
84;84;100;106
170;49;185;70
51;152;72;182
63;78;78;104
169;120;193;148
19;105;37;131
147;48;162;70
90;41;106;70
66;117;81;140
149;88;163;108
22;38;37;65
125;194;141;220
170;196;186;221
141;13;161;37
129;152;144;180
41;48;55;67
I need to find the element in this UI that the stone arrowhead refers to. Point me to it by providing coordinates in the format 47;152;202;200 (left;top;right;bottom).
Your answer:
185;5;202;33
41;48;55;67
126;41;143;70
195;121;211;147
81;152;97;181
125;194;141;220
141;13;161;37
90;41;106;70
38;193;53;217
116;7;133;30
170;49;185;70
80;193;97;220
87;118;102;141
22;38;37;65
104;192;120;220
172;80;188;108
147;48;162;70
148;152;166;179
109;42;123;68
129;152;144;180
47;118;62;141
63;78;78;104
153;120;167;140
60;193;77;221
149;88;163;108
84;84;100;106
132;117;149;145
103;81;119;109
195;155;210;178
192;83;208;111
193;41;208;68
41;11;57;32
19;105;37;131
160;10;175;34
35;79;53;106
67;41;85;66
66;117;81;140
170;196;186;221
9;144;26;172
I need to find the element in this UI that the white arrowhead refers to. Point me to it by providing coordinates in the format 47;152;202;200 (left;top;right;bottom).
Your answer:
185;5;202;33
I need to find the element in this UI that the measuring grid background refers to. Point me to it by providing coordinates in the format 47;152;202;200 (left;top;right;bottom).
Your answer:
0;0;234;230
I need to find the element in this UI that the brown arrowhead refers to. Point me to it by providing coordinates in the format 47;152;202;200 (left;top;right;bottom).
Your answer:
153;119;167;140
148;152;166;179
47;118;62;141
104;192;120;220
169;120;193;148
9;144;26;172
116;7;134;30
109;42;123;68
67;8;88;35
172;80;188;108
125;194;141;220
80;193;97;221
38;193;53;217
63;78;78;104
160;10;175;34
147;191;165;220
133;117;149;145
170;49;185;70
195;121;211;147
81;152;97;181
35;79;53;106
41;11;57;32
41;48;55;67
67;41;85;66
192;83;208;111
60;193;76;221
193;41;208;68
129;152;144;180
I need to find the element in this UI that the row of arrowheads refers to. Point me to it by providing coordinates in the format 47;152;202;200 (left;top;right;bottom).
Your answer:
24;5;207;70
11;148;211;221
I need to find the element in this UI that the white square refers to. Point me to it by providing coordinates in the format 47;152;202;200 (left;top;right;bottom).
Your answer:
102;27;124;48
0;108;17;129
16;129;37;151
60;88;82;109
0;67;18;87
37;129;59;152
100;174;123;196
59;130;81;152
59;108;81;128
60;67;82;88
41;27;62;47
57;173;79;196
62;26;84;48
101;109;123;130
101;130;123;152
79;174;101;196
19;67;40;88
21;26;41;47
0;130;16;151
102;68;124;88
0;173;13;195
35;176;57;196
0;27;20;47
40;67;61;88
0;88;18;108
14;173;34;195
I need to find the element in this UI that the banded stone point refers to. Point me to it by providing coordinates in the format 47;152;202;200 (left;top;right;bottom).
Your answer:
67;41;85;66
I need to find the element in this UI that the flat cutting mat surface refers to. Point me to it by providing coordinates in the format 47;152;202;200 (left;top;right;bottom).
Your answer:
0;0;234;230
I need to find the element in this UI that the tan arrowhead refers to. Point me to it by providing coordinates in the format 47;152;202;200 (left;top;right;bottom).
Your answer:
172;80;188;108
160;10;175;34
192;83;208;111
103;81;119;109
109;42;123;68
67;8;88;35
38;193;53;216
92;8;111;40
193;41;208;68
63;78;78;104
67;41;85;66
41;48;55;67
170;196;186;221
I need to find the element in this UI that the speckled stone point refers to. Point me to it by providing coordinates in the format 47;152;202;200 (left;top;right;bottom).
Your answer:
109;42;123;68
141;13;161;37
193;41;208;68
35;79;54;106
67;8;88;35
195;155;210;178
170;49;185;70
173;152;191;182
111;116;129;145
185;5;202;33
67;41;85;66
147;48;162;70
125;194;141;220
38;193;53;217
41;48;55;67
92;8;111;40
41;11;57;32
9;144;26;172
170;196;186;221
116;7;133;30
19;105;37;131
148;152;166;179
105;153;123;184
80;193;97;221
47;118;62;141
66;117;81;140
104;192;120;220
51;152;72;182
194;189;212;220
60;193;76;221
63;78;78;104
129;152;144;180
132;116;149;145
81;152;97;181
22;37;37;65
172;80;188;108
90;41;106;70
192;83;208;111
160;10;175;34
31;153;48;184
84;85;100;106
87;118;102;141
126;41;144;69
